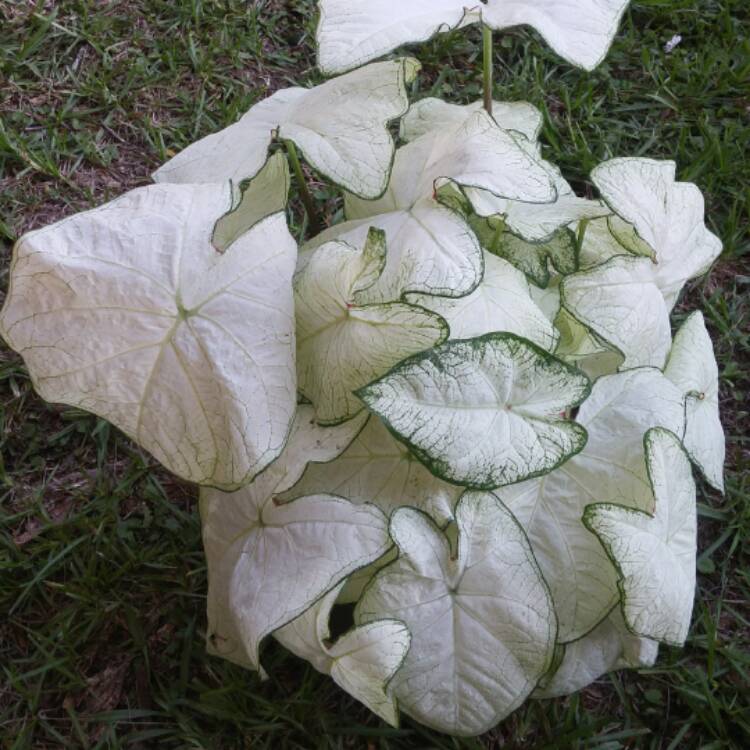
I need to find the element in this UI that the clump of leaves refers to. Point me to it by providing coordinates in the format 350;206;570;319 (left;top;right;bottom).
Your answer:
0;0;726;737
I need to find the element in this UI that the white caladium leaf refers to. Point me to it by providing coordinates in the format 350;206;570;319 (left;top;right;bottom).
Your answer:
211;151;290;253
305;198;484;304
497;368;685;641
308;110;555;304
529;277;561;324
0;184;296;490
406;251;558;351
399;102;607;243
282;415;461;524
482;0;631;71
317;0;629;73
534;611;658;699
275;583;411;727
154;59;417;199
346;109;555;215
664;312;724;492
317;1;480;74
400;97;542;143
295;229;448;424
584;428;697;645
561;255;673;369
201;406;386;672
592;158;722;308
357;333;590;489
357;490;556;736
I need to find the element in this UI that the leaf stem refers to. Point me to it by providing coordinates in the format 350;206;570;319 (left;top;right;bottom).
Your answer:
482;25;493;116
284;139;322;236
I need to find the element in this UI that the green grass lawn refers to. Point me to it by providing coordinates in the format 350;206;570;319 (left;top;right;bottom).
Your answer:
1;1;748;747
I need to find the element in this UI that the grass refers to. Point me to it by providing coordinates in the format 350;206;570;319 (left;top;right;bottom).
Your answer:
0;0;748;747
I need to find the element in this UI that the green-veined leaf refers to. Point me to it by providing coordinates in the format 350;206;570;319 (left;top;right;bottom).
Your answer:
664;312;724;492
357;490;556;735
295;229;448;424
496;368;685;641
584;427;697;645
0;184;297;489
154;59;418;199
357;333;591;489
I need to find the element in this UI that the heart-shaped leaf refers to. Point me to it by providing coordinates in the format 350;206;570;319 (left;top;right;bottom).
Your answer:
591;158;722;309
357;333;591;489
0;184;297;489
584;427;697;645
357;490;556;735
317;0;630;73
497;368;685;641
295;228;448;424
200;406;385;672
154;59;418;199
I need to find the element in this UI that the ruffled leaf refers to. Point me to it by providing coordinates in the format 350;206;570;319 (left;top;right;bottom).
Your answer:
295;229;448;424
200;407;386;671
154;59;418;199
664;312;724;492
357;490;556;735
497;368;685;641
584;428;697;645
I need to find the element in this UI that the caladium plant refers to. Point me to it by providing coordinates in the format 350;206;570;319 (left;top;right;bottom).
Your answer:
0;0;726;738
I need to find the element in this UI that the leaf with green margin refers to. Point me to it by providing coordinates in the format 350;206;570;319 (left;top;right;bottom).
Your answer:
481;0;631;71
154;59;418;199
295;228;448;424
307;109;556;304
406;250;558;351
584;427;697;646
356;333;591;489
607;214;656;260
280;415;461;524
0;184;296;490
400;97;542;143
592;157;722;309
664;312;724;492
471;215;579;288
346;109;556;218
316;1;481;74
275;582;411;727
356;490;556;736
577;215;634;269
561;255;672;369
200;406;385;673
534;610;658;699
553;306;623;380
467;170;609;243
211;151;290;253
496;368;685;641
316;0;630;73
303;197;484;304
